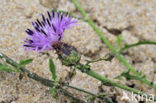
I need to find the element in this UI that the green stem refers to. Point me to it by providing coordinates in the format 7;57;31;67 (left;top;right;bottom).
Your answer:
0;53;113;102
64;84;113;103
65;84;112;103
86;53;114;65
0;53;86;103
64;84;95;96
72;0;156;89
75;63;156;101
119;41;156;53
87;93;107;102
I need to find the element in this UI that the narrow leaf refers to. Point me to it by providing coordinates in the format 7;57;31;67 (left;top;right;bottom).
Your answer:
18;59;33;68
49;58;57;80
50;87;59;99
117;34;123;50
0;63;19;72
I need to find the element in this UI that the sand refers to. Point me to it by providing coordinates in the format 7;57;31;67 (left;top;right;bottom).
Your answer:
0;0;156;103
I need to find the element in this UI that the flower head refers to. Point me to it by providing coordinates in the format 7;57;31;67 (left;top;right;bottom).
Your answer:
53;42;81;66
24;9;77;53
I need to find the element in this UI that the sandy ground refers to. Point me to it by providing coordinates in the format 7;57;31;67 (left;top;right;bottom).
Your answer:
0;0;156;103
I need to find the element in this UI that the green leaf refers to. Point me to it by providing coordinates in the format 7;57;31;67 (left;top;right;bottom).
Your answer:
49;58;59;99
138;71;142;75
117;34;123;50
0;63;19;72
0;53;3;58
73;68;77;76
49;58;57;81
18;59;33;68
115;69;147;82
87;96;96;102
50;87;59;99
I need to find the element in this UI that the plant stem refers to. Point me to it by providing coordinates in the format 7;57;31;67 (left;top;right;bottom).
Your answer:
72;0;156;89
2;53;155;102
64;84;95;96
75;63;156;101
0;53;86;103
119;41;156;53
64;84;113;103
86;53;114;65
0;53;113;102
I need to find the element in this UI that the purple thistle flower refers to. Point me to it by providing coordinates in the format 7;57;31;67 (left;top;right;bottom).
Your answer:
24;9;77;53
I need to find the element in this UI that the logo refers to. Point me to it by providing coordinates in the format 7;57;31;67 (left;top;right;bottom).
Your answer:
121;91;154;102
